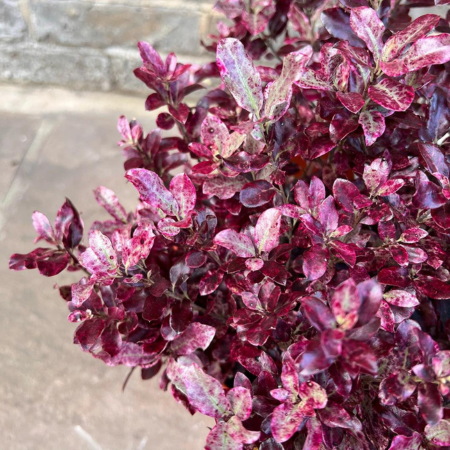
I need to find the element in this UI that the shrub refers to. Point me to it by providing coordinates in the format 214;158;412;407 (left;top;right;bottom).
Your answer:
9;1;450;448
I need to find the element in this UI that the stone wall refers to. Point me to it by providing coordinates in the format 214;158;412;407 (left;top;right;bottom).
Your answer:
0;0;216;94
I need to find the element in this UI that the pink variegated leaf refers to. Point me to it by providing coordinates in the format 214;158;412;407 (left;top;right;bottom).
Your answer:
350;7;385;62
399;228;428;243
298;381;328;409
169;174;196;219
378;300;396;332
32;211;56;244
171;323;216;356
296;68;334;91
216;38;263;117
137;41;165;76
383;290;419;307
214;229;256;258
227;387;252;421
157;216;192;237
205;423;241;450
199;270;224;296
226;416;260;444
245;258;264;271
71;278;95;307
203;175;247;200
93;186;127;223
336;92;365;113
201;115;230;156
318;196;338;233
303;245;329;281
377;179;405;196
123;222;155;269
304;417;323;450
254;208;282;254
418;381;443;425
382;34;450;76
425;420;450;446
331;279;360;330
382;14;440;62
179;363;230;418
271;401;314;443
363;157;390;194
125;169;179;217
264;46;313;121
387;432;422;450
368;78;415;112
359;110;386;146
79;230;118;278
278;204;305;219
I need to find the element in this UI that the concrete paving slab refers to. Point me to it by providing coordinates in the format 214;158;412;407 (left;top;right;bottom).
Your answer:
0;85;214;450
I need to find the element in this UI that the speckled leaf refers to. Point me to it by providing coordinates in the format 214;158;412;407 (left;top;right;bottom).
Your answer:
382;14;440;62
383;290;419;307
304;417;323;450
201;116;230;156
359;110;385;146
418;382;443;425
183;363;230;418
264;46;312;121
254;208;282;253
226;416;260;444
368;78;415;112
125;169;179;217
387;432;422;450
336;92;365;113
169;174;196;218
216;38;263;117
271;401;313;443
363;157;390;194
93;186;127;223
199;270;224;296
203;175;247;200
332;279;360;330
79;230;118;278
227;386;252;421
296;68;334;91
298;381;328;409
303;245;329;281
425;420;450;446
123;222;155;269
205;422;241;450
350;7;385;62
32;211;55;244
382;34;450;76
214;229;255;258
171;323;216;356
399;228;428;244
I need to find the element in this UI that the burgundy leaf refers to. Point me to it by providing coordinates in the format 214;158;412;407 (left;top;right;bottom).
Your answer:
203;175;247;200
240;180;275;208
199;270;224;296
368;78;415;112
418;382;443;425
303;245;329;281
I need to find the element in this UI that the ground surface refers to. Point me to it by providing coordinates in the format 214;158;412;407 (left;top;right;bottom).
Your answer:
0;84;213;450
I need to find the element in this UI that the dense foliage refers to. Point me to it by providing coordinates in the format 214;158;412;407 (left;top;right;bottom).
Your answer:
9;0;450;448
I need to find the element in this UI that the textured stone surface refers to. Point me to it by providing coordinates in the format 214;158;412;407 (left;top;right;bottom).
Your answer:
0;85;214;450
0;0;27;41
0;42;112;90
28;0;206;55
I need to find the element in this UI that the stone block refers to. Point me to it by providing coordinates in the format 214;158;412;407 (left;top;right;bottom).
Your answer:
0;42;111;90
0;0;28;41
28;0;206;55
